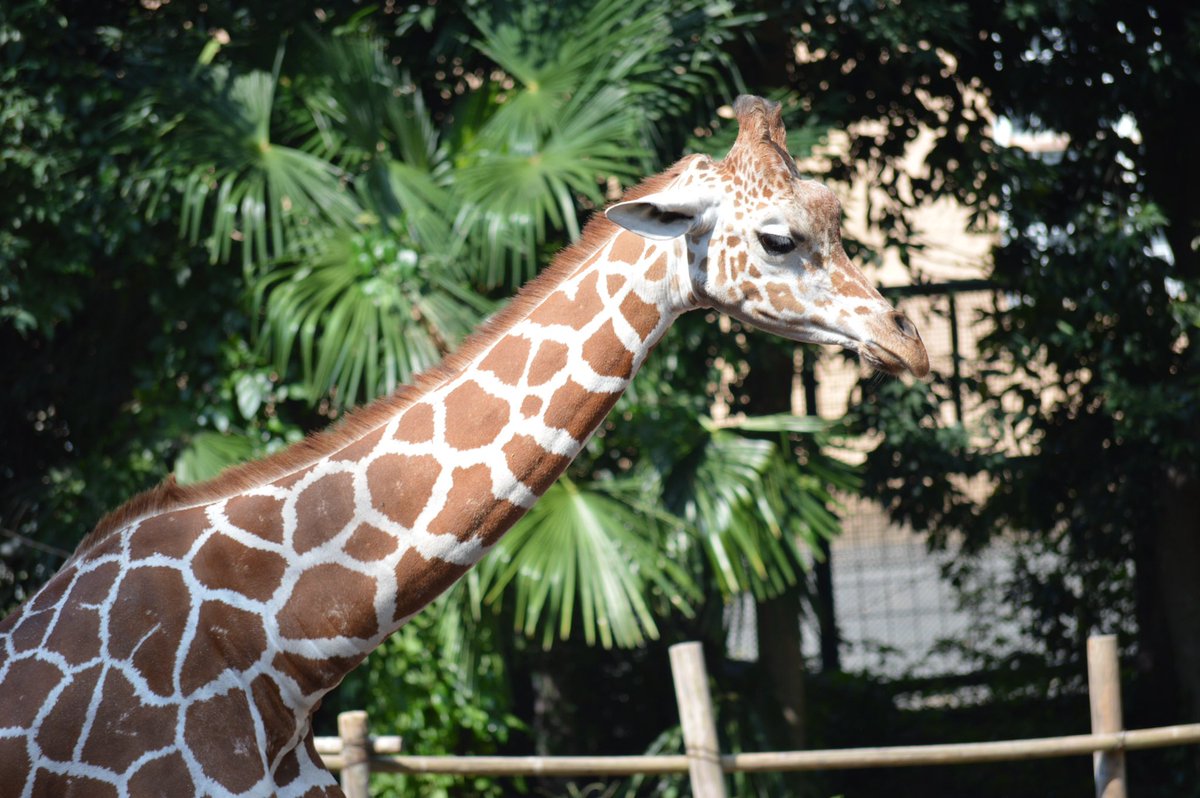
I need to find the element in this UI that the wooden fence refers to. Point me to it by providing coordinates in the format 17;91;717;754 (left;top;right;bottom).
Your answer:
317;635;1200;798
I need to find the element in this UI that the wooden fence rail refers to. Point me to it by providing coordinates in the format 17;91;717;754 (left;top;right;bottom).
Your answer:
318;636;1200;798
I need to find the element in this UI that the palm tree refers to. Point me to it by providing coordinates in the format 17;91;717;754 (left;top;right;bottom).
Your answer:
150;3;856;792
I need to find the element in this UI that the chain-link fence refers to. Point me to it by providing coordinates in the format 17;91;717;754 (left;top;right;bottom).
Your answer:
728;283;1031;680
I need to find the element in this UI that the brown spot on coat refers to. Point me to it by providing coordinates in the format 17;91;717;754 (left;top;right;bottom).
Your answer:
520;396;543;418
225;494;285;545
127;752;196;798
274;743;302;787
766;282;805;315
610;231;646;264
81;669;178;771
293;472;356;554
45;607;100;666
344;523;398;561
71;561;120;605
583;320;634;378
181;601;268;695
0;658;62;729
480;335;531;386
329;426;385;464
529;272;603;330
278;740;345;796
31;771;118;798
528;341;569;386
193;536;287;603
503;435;570;495
9;608;52;653
393;548;470;621
444;380;510;450
39;561;118;665
544;380;622;441
251;675;294;766
427;464;523;545
184;689;266;794
130;507;207;560
606;274;627;296
277;563;378;641
394;403;434;443
273;466;314;490
0;737;31;793
271;651;364;699
35;664;102;759
107;566;191;696
619;291;661;339
367;454;440;528
646;252;668;281
831;268;872;299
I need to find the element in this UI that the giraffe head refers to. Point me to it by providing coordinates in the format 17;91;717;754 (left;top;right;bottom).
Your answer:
606;95;929;378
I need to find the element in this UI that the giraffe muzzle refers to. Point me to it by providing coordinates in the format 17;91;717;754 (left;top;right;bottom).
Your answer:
862;311;930;378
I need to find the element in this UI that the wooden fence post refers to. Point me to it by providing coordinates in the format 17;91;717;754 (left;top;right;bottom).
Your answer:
669;642;728;798
339;710;371;798
1087;635;1127;798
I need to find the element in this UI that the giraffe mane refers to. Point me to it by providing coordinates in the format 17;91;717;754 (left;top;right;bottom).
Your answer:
71;156;700;559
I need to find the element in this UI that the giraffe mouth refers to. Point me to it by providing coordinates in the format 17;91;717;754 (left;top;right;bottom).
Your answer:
860;344;906;376
731;309;929;378
859;340;930;379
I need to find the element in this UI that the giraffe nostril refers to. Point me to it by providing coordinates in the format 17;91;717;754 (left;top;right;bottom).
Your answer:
891;311;918;340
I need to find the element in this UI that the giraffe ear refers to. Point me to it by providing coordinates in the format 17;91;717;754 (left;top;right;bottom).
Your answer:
605;189;716;241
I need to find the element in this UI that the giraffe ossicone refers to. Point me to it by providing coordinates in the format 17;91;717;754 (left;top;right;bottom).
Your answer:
0;95;927;797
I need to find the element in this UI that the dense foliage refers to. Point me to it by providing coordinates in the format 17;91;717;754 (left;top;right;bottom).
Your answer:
2;2;847;795
783;0;1200;791
787;0;1200;717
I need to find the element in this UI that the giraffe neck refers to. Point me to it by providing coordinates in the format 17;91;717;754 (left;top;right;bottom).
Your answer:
115;225;693;709
0;226;693;793
260;227;691;690
0;226;695;794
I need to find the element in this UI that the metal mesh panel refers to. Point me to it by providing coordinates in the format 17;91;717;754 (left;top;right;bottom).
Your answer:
811;286;1008;672
805;287;1010;678
723;287;1028;677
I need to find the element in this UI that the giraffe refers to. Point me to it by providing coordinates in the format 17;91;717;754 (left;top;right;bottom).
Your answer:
0;95;927;797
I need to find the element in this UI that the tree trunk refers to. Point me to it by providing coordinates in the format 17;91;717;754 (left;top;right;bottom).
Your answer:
755;587;807;750
1155;468;1200;725
741;339;812;752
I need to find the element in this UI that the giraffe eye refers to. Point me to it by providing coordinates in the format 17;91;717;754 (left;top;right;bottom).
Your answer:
758;232;796;255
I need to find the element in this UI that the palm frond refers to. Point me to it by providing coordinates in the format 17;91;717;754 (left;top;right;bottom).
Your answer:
173;431;258;484
454;85;643;286
663;429;781;595
475;478;695;649
659;415;861;600
169;65;361;270
254;228;493;407
712;413;830;435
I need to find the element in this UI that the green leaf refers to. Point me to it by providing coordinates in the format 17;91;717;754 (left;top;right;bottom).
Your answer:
166;65;362;270
174;431;257;484
234;372;270;420
475;478;695;649
707;413;830;435
254;228;493;407
661;423;855;599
